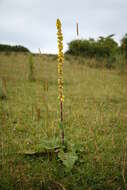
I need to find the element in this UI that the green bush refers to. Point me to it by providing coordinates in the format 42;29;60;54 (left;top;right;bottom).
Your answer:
66;35;118;59
120;33;127;61
0;44;30;53
66;35;121;68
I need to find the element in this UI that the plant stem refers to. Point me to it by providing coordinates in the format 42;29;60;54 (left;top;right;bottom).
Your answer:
60;101;64;145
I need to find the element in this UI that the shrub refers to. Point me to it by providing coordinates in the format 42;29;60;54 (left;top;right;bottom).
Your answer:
120;33;127;61
66;35;120;68
0;44;30;53
66;35;118;59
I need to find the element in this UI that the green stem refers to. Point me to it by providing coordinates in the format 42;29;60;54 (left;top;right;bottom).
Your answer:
60;101;64;145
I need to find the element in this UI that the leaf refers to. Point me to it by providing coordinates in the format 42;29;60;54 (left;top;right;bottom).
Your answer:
20;138;60;156
58;150;78;171
35;138;60;153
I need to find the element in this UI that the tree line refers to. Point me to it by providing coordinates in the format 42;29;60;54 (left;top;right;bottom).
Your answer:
66;34;127;60
0;44;30;53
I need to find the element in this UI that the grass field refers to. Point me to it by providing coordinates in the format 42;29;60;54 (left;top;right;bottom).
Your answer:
0;52;127;190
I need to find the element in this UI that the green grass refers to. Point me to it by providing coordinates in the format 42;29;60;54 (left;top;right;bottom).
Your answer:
0;52;127;190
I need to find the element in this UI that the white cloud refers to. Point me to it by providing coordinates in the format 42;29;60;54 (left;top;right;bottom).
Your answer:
0;0;127;53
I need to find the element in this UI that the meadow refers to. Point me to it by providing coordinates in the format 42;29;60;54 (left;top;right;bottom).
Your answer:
0;52;127;190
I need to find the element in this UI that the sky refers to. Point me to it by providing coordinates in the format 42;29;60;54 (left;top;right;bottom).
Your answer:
0;0;127;53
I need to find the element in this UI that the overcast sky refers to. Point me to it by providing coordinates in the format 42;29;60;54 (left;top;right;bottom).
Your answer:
0;0;127;53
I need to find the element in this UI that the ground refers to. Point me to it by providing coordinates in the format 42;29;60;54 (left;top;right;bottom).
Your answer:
0;52;127;190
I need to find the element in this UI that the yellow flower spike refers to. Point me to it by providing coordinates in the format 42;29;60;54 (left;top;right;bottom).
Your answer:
56;19;64;102
56;18;64;145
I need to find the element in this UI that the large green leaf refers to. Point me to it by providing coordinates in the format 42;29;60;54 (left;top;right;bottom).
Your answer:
58;150;78;171
21;138;60;156
36;137;60;150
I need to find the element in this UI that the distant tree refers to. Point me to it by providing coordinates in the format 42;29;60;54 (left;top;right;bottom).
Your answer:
66;34;118;59
121;33;127;60
97;34;118;56
0;44;30;53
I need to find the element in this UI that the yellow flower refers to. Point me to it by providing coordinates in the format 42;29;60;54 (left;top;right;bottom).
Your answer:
56;19;64;103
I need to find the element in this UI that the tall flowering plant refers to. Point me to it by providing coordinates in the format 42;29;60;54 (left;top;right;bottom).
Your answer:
56;19;64;144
